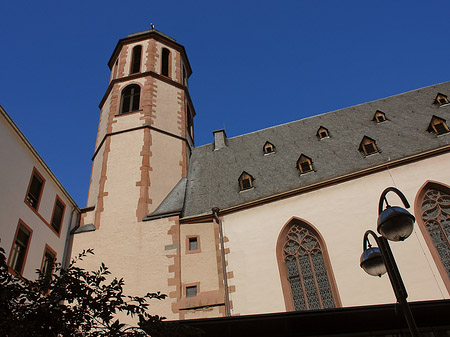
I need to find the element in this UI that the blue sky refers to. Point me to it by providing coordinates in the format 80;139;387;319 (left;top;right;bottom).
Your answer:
1;1;450;207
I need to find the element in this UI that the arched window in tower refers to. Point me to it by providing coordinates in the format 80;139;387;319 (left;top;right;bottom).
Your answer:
120;84;141;114
161;48;170;77
277;219;339;311
416;182;450;290
427;115;450;136
130;45;142;74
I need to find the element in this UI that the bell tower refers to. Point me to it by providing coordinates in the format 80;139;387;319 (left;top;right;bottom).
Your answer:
71;30;197;320
82;28;195;229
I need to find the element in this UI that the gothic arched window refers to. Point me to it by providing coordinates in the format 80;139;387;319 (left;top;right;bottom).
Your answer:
120;84;141;114
416;182;450;291
277;219;340;311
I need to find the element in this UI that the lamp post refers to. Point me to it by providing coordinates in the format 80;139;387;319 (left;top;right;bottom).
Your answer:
360;187;420;337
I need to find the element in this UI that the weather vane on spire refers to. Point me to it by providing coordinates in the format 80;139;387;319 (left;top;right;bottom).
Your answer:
150;22;155;30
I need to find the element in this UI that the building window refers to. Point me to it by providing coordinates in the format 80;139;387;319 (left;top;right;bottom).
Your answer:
359;136;379;156
161;48;170;77
50;197;65;234
238;171;254;191
434;93;449;106
130;45;142;74
278;219;339;311
189;237;197;250
419;185;450;281
186;285;198;298
316;126;329;139
25;168;45;210
120;84;141;114
297;155;313;174
373;110;387;123
8;221;33;275
41;245;56;282
263;141;275;154
428;116;450;135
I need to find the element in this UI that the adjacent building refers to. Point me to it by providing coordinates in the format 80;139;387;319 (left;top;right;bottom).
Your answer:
0;105;79;281
71;26;450;330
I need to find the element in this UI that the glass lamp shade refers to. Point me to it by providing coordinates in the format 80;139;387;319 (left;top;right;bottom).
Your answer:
360;247;386;277
377;206;415;241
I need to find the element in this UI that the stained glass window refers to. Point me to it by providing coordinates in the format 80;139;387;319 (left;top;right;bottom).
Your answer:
421;188;450;277
282;224;336;310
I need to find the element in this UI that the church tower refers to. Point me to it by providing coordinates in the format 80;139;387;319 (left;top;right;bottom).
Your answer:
83;28;194;229
72;28;196;319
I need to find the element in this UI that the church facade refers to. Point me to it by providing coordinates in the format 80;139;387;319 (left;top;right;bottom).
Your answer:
71;28;450;322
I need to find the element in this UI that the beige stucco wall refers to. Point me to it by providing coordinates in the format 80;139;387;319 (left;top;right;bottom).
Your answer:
180;222;219;292
153;82;184;136
221;152;450;316
72;215;180;320
0;112;76;280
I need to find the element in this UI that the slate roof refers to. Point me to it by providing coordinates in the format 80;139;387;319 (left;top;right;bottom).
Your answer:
150;82;450;219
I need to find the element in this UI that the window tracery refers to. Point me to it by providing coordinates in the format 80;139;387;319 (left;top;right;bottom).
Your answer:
421;188;450;278
282;224;336;310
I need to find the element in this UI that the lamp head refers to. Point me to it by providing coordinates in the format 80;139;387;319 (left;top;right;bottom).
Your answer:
377;206;415;241
360;247;386;277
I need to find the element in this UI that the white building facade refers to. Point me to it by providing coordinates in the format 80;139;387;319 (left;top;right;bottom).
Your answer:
0;106;79;281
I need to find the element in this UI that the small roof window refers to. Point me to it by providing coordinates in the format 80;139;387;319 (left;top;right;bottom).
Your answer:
316;126;330;139
373;110;387;123
359;136;379;156
428;115;450;135
263;141;275;154
434;93;449;106
238;171;254;191
296;154;314;174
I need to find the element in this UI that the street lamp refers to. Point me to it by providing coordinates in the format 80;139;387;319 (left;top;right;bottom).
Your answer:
360;187;420;337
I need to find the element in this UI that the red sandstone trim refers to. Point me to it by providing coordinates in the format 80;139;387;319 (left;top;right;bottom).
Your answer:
185;235;201;254
93;82;118;229
167;217;182;319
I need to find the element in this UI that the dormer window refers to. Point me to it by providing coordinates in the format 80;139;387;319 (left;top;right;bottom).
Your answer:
316;126;329;139
239;171;254;191
296;155;313;174
263;141;275;154
373;110;387;123
359;136;379;156
428;115;450;135
434;93;449;106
